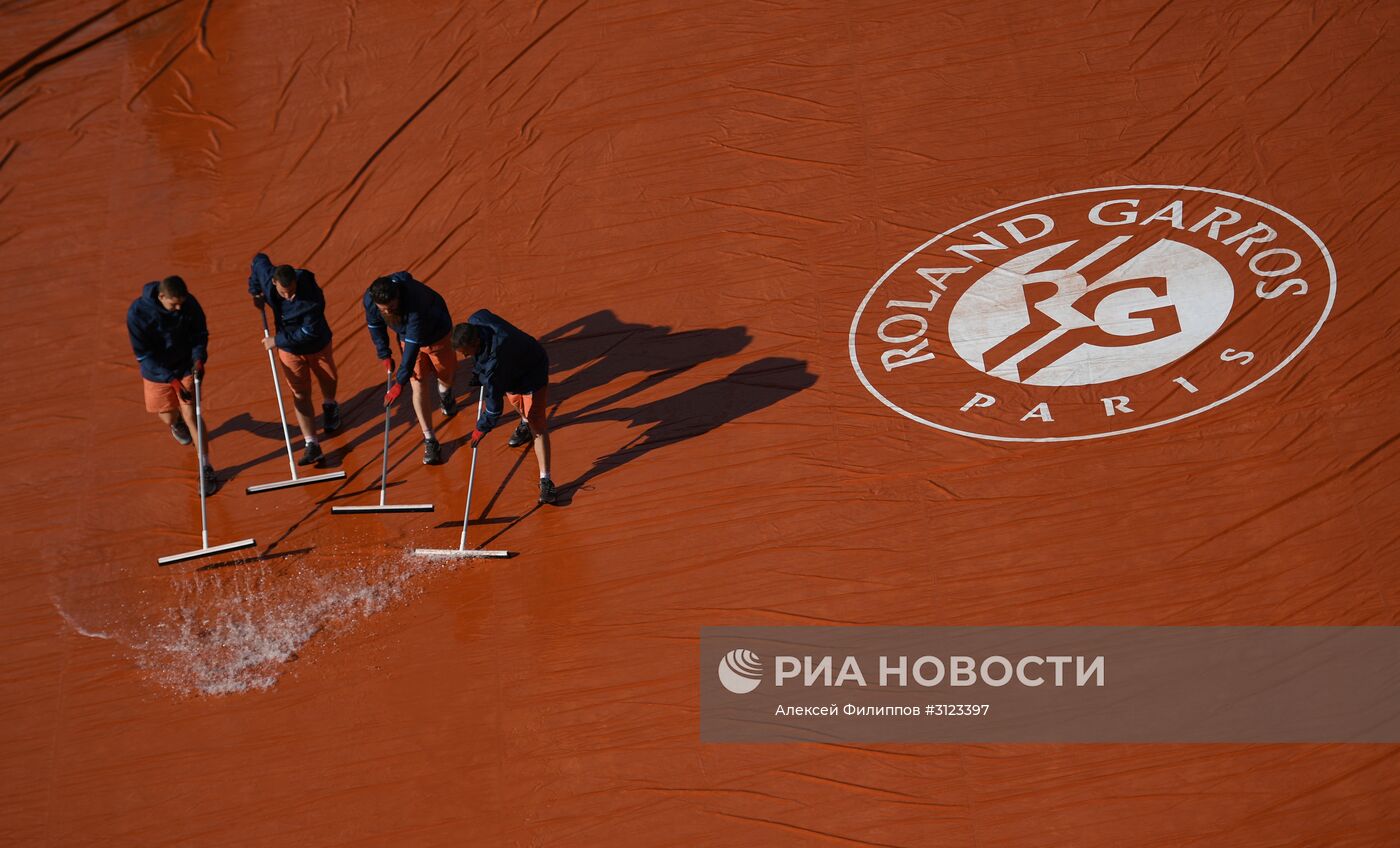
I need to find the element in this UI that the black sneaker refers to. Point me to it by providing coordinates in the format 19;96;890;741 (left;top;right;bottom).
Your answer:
422;437;442;465
538;478;557;505
507;419;533;448
322;402;341;434
298;441;323;466
170;420;193;445
439;388;458;417
201;465;221;496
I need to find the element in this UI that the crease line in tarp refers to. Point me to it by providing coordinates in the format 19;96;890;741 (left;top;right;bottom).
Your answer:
0;0;188;102
486;0;589;87
0;0;130;84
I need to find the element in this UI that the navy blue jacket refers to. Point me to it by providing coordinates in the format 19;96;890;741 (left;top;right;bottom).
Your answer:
127;281;209;382
466;309;549;434
363;273;453;387
248;253;333;355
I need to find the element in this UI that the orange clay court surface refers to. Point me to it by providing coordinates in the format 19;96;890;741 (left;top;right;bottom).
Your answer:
2;1;1399;845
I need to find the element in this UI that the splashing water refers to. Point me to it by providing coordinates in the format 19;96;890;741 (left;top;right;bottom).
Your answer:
58;548;471;696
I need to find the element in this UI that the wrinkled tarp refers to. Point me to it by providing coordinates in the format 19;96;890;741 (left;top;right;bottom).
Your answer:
2;0;1398;845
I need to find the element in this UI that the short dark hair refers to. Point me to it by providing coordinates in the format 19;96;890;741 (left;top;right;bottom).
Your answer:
451;322;479;352
369;276;400;304
273;265;297;287
158;275;188;297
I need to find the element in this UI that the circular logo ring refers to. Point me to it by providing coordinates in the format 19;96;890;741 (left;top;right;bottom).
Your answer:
849;185;1337;442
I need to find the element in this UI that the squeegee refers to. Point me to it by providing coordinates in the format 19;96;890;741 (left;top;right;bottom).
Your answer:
413;387;509;558
332;369;434;514
159;374;257;565
246;309;345;494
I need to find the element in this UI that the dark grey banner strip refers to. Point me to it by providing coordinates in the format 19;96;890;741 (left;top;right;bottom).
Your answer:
700;627;1400;743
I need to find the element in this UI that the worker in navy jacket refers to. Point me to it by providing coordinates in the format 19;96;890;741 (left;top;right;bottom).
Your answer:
451;309;556;504
363;272;458;465
126;275;218;492
249;253;340;466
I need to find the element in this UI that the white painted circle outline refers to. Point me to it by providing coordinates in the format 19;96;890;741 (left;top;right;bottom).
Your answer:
848;184;1337;443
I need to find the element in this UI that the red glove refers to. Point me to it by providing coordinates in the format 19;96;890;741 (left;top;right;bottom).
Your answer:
193;360;206;380
470;429;486;448
170;379;191;403
381;358;394;374
384;382;403;407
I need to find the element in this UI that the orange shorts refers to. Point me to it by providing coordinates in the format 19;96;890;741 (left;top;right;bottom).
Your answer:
276;343;338;398
506;383;549;433
143;374;194;414
412;337;458;384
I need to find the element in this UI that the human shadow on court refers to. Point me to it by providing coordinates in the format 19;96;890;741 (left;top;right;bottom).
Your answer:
542;310;751;411
439;309;751;463
458;311;815;513
550;356;815;504
441;309;741;459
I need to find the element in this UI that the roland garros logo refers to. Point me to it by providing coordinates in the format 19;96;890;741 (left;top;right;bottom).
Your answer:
850;185;1336;441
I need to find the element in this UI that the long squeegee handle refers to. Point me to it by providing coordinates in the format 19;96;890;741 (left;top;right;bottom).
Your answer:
260;306;299;480
194;373;209;550
378;370;393;506
458;386;486;552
